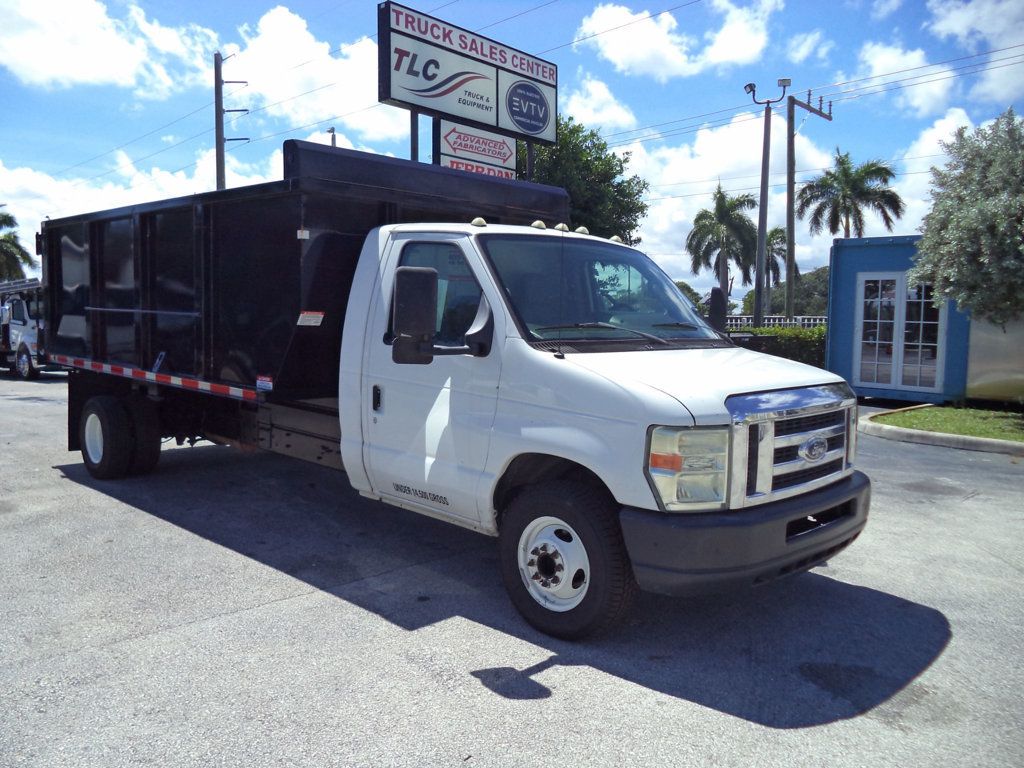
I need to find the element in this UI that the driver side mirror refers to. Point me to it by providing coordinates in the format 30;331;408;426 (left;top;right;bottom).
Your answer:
392;267;438;365
391;266;494;365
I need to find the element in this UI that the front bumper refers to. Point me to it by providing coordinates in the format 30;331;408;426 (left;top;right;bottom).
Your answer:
620;471;870;595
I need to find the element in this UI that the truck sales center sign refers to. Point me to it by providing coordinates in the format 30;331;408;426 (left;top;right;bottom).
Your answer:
378;2;557;145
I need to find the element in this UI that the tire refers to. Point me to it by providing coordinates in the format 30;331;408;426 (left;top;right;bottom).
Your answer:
16;345;39;380
498;480;638;640
124;396;162;475
80;396;133;480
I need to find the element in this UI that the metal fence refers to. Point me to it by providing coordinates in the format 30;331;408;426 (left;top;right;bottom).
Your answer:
725;315;827;330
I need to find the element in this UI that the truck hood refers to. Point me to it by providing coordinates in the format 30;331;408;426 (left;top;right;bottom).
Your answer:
566;346;844;425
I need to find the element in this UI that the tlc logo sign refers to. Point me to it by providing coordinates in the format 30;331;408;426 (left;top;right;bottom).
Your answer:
393;47;439;81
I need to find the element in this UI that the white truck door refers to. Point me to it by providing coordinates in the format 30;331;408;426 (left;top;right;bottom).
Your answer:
363;235;501;524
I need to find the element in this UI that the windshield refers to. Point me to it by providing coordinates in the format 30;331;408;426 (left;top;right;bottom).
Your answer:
478;234;721;346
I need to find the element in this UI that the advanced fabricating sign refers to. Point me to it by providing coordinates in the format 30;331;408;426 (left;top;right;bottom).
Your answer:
435;120;517;178
378;1;557;145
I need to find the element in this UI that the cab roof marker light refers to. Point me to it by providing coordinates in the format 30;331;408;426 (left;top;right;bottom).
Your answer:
609;235;624;243
554;223;569;231
471;217;487;227
574;226;590;235
530;220;547;229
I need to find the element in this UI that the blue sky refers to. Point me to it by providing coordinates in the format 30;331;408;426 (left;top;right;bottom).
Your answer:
1;0;1021;299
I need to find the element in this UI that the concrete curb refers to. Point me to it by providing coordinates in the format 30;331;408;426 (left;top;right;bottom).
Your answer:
859;405;1024;457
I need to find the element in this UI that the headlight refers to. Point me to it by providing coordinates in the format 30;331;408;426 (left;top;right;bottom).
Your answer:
646;426;730;512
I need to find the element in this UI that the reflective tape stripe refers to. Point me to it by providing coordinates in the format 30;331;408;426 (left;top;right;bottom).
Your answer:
48;354;258;402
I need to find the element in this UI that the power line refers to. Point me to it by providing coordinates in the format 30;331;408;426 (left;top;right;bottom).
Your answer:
603;55;1024;152
598;43;1024;146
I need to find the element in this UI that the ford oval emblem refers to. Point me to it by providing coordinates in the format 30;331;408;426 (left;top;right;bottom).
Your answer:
798;436;829;463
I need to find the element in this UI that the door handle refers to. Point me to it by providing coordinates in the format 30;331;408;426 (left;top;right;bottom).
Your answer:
372;385;382;412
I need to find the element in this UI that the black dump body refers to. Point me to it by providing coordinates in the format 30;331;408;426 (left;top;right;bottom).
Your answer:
41;141;569;403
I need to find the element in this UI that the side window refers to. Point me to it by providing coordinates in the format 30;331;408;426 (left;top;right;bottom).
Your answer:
11;299;27;323
398;242;483;345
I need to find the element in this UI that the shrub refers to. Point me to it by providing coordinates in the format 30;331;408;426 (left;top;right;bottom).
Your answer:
734;325;827;367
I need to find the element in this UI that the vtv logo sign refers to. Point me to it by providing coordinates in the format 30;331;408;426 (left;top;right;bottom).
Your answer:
505;81;549;135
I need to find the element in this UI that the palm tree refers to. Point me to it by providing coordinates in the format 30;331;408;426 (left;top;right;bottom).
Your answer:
1;205;35;281
685;184;757;296
763;226;786;313
797;148;905;238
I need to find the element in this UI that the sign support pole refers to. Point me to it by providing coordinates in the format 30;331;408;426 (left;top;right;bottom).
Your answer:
410;111;419;162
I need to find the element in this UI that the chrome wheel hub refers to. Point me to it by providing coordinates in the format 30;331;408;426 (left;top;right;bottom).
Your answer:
518;516;590;612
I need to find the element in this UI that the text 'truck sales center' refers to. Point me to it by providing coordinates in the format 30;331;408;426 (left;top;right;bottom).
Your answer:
377;1;558;147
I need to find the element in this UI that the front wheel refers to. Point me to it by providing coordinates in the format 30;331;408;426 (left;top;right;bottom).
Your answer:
499;481;638;640
16;345;39;380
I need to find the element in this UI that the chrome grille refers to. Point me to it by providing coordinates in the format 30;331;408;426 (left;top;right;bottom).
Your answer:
727;383;857;508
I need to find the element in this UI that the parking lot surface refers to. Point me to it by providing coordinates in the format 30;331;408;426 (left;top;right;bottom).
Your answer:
1;375;1022;767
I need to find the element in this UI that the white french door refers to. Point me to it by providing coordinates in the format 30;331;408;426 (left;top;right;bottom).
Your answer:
853;272;946;393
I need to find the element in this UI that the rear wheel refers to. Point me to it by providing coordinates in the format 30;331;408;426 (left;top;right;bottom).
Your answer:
80;396;133;480
499;481;638;640
16;345;39;380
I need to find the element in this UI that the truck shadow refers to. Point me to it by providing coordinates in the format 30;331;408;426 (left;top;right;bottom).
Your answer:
56;445;950;730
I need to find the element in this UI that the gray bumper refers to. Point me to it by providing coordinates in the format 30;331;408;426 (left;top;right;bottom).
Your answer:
620;471;871;596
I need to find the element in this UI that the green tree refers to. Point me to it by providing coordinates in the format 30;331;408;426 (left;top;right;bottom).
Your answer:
797;148;905;238
743;265;828;315
761;226;790;313
685;184;757;296
673;279;702;306
519;115;649;244
0;205;35;280
909;108;1024;326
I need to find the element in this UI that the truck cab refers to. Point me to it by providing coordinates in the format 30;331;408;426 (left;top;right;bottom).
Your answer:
345;222;869;637
0;278;46;379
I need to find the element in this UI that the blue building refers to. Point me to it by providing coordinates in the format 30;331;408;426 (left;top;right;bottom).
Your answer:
826;235;1022;404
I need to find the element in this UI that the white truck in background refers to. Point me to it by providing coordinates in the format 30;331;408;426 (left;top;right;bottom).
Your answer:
1;277;46;380
40;142;870;639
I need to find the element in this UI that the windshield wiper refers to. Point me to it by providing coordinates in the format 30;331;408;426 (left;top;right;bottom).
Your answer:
535;322;670;346
652;321;699;330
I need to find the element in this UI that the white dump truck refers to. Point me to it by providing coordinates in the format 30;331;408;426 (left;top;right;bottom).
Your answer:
40;141;870;638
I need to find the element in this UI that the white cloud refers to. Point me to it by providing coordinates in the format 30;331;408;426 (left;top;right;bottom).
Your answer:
871;0;903;20
0;0;217;99
926;0;1024;102
575;0;783;83
565;75;637;129
856;42;953;117
232;7;408;143
0;145;281;274
882;107;974;238
622;112;835;296
786;30;834;65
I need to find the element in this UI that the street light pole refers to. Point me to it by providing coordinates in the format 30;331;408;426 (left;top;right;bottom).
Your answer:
744;78;790;327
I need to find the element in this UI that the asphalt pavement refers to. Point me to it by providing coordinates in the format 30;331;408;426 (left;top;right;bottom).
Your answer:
1;374;1022;767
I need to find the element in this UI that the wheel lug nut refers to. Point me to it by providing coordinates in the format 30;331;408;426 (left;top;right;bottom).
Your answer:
530;547;539;556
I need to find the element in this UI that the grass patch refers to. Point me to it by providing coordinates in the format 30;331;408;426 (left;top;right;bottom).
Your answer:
874;405;1024;443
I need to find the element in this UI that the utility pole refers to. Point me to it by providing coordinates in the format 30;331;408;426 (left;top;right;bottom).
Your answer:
744;78;790;328
786;91;832;319
213;51;249;190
